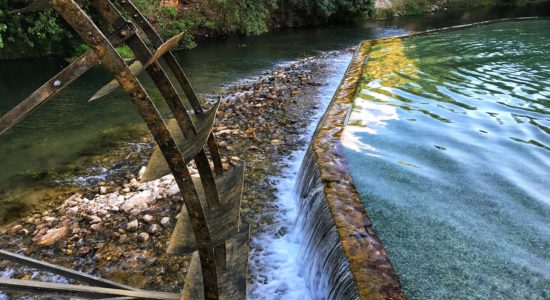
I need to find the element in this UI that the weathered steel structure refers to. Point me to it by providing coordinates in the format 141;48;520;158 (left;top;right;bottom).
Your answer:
0;0;248;299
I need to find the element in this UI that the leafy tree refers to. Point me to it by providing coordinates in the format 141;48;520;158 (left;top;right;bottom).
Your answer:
0;1;77;59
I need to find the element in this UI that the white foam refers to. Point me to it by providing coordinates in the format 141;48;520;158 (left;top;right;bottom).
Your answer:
248;53;352;299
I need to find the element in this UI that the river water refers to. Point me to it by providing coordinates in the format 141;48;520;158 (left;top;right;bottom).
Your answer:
1;16;463;224
342;19;550;299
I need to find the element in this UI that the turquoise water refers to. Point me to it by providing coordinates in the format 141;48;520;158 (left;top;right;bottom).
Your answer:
343;20;550;299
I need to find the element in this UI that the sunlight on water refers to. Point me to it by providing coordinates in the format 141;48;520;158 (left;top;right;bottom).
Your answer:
343;20;550;299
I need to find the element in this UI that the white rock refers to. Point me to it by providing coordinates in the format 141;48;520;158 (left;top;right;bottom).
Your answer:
142;214;154;223
127;220;139;231
89;216;102;224
168;183;180;196
160;217;170;227
67;207;79;215
138;232;149;242
121;190;154;212
148;224;160;234
99;186;108;194
43;216;57;223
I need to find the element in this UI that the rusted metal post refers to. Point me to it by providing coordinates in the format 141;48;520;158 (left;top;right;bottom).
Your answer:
49;0;219;298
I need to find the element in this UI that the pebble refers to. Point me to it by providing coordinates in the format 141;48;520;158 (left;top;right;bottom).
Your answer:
99;186;109;194
160;217;170;227
138;232;150;242
142;214;154;223
127;220;139;231
10;225;23;234
34;226;68;247
270;139;285;145
67;207;79;215
44;216;57;223
148;224;160;234
89;216;102;224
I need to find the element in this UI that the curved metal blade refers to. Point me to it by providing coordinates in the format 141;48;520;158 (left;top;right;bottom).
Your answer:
144;32;185;68
88;60;144;102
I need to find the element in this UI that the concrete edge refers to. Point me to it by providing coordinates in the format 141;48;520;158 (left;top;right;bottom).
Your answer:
311;41;406;300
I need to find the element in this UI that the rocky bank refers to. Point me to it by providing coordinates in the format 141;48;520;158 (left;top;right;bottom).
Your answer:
0;49;354;295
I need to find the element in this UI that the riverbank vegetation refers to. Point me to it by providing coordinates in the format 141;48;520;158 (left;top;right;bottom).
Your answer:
0;0;375;59
375;0;549;17
0;0;546;60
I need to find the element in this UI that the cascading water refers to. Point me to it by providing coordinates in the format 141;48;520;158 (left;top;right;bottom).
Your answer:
293;147;358;300
248;52;354;299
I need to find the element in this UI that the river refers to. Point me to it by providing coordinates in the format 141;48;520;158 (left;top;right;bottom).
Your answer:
0;15;472;225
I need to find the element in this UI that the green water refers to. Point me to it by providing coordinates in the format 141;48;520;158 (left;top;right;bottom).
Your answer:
343;19;550;299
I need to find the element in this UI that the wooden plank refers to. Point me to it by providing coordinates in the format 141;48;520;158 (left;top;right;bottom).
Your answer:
140;101;220;182
181;226;250;300
144;32;185;69
168;162;244;255
0;250;139;291
0;279;180;299
0;51;97;134
0;22;134;134
89;60;144;102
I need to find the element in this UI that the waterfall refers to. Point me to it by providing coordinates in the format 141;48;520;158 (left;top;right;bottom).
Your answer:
293;147;359;300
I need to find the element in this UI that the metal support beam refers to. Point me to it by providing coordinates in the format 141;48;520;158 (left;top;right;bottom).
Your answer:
116;0;225;175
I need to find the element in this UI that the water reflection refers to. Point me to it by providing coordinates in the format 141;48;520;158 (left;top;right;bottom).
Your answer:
343;19;550;299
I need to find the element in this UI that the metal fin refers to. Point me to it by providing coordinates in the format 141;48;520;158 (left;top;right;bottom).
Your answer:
181;226;250;300
140;100;220;182
88;60;144;102
167;162;245;255
144;32;185;69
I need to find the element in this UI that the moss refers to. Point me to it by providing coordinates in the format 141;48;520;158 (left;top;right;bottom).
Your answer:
115;45;135;60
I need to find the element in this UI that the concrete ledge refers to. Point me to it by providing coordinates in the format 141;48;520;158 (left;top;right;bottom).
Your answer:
310;41;406;300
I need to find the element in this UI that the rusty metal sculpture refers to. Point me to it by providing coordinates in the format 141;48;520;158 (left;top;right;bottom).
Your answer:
0;0;248;299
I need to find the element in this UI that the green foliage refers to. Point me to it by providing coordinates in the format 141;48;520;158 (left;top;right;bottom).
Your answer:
0;0;376;58
0;1;78;59
281;0;375;24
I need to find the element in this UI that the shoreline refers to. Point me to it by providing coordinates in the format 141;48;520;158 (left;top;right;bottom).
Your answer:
0;48;354;293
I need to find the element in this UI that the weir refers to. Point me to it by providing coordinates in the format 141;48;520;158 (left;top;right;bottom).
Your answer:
294;147;358;299
289;17;544;300
288;42;406;300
